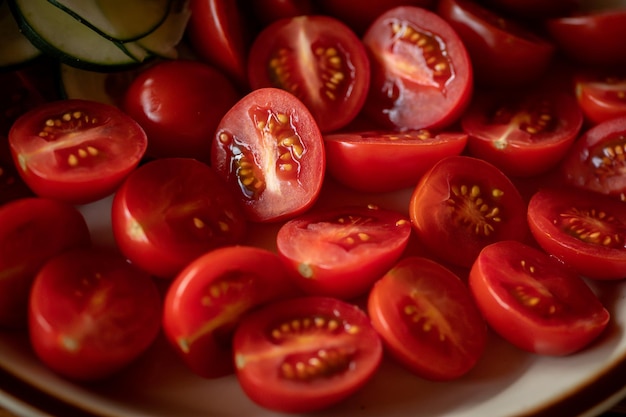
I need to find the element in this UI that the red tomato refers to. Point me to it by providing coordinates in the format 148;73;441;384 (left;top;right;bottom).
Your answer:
0;198;90;328
276;204;411;299
163;245;299;378
437;0;555;87
469;240;610;355
362;6;473;131
123;60;241;163
368;256;487;380
233;296;382;413
560;115;626;201
8;99;147;204
324;129;468;192
409;155;528;268
29;247;162;381
575;72;626;125
211;88;325;222
247;15;370;133
111;158;247;279
187;0;252;88
461;89;583;178
527;187;626;280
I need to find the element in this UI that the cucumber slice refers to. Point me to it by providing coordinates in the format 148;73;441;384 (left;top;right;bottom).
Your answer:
48;0;172;42
8;0;151;71
136;0;191;59
0;1;41;68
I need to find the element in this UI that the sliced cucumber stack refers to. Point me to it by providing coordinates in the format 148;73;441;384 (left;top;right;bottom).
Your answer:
0;0;41;69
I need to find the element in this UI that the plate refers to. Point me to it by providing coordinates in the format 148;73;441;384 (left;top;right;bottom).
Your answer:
1;180;626;417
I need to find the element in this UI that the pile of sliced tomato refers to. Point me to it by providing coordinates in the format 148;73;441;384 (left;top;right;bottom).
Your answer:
2;0;626;413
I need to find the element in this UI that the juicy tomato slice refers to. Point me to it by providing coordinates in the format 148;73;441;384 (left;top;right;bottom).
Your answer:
247;15;370;133
0;197;90;328
163;245;299;378
111;158;247;279
362;6;473;131
575;72;626;125
233;296;383;413
469;240;610;356
560;115;626;201
324;129;468;192
123;60;241;163
29;247;162;381
461;89;583;178
8;99;147;204
276;204;412;299
368;256;487;380
211;87;325;222
409;155;528;268
437;0;555;87
527;187;626;280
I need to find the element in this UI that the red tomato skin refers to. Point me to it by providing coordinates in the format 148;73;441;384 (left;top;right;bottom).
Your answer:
462;91;583;178
527;187;626;280
8;99;147;205
211;87;326;223
233;296;383;413
368;256;487;380
362;6;473;131
469;240;610;356
0;198;90;328
276;204;412;299
163;245;300;378
122;60;241;163
437;0;555;87
111;158;247;279
575;74;626;125
247;15;371;133
28;248;162;381
324;130;468;192
560;115;626;201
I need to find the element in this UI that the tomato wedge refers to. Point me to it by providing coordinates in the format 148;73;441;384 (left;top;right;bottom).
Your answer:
368;256;487;380
233;296;382;413
469;240;610;356
575;71;626;125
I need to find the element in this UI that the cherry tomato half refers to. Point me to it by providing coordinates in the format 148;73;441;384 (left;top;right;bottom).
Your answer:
8;99;147;204
163;245;299;378
368;256;487;380
409;155;528;268
247;15;371;133
29;247;162;381
324;129;468;192
233;296;382;413
527;187;626;280
469;240;610;355
211;87;325;222
362;6;473;131
276;204;412;299
575;71;626;125
111;158;247;279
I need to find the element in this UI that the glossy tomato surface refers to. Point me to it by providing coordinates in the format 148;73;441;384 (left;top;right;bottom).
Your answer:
247;15;370;133
0;198;90;328
575;72;626;125
368;256;487;380
163;245;299;378
276;204;412;299
29;248;162;381
362;6;473;131
409;155;528;268
324;129;468;192
233;296;382;413
469;240;610;355
437;0;554;87
8;99;147;204
560;115;626;201
527;187;626;280
462;89;583;177
123;60;241;163
211;87;325;222
111;158;247;279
